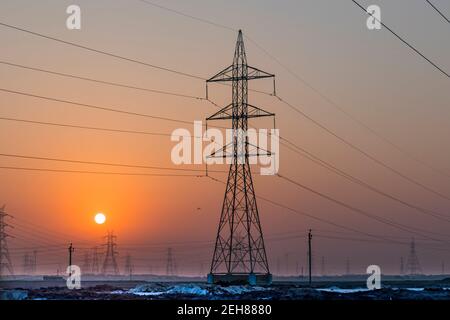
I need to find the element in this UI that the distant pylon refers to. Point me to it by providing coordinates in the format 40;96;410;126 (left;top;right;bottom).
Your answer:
0;205;14;277
31;250;37;274
82;251;91;273
91;246;100;274
124;253;133;280
206;30;276;285
442;261;445;275
406;238;422;275
166;247;175;276
23;253;31;274
102;231;119;275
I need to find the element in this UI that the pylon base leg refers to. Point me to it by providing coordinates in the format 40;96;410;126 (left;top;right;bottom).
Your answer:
207;273;272;286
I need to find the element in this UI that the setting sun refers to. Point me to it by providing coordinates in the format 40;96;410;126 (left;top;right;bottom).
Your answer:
94;213;106;225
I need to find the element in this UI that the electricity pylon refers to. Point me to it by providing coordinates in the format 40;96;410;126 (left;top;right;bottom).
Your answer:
91;246;100;274
406;238;422;275
102;231;119;275
82;251;91;274
23;253;31;274
124;253;133;280
0;205;14;278
206;30;276;285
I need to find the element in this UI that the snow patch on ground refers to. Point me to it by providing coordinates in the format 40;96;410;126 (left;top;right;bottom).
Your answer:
122;284;271;297
316;287;370;293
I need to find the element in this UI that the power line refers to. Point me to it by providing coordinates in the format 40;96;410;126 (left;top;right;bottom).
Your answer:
0;87;194;125
0;22;204;80
8;107;447;226
207;175;405;244
0;116;175;136
279;137;450;222
0;165;204;177
0;60;205;100
276;95;450;202
3;86;448;224
351;0;449;78
276;173;448;242
0;152;227;173
137;0;236;32
134;0;450;179
425;0;450;23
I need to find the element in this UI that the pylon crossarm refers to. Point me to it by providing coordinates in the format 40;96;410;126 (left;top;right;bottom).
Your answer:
246;65;275;80
206;103;233;121
247;103;275;118
247;142;273;157
207;64;235;82
207;142;234;159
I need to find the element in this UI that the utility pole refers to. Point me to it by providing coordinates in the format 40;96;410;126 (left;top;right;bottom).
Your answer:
0;205;14;278
206;30;276;286
308;229;312;286
68;243;74;276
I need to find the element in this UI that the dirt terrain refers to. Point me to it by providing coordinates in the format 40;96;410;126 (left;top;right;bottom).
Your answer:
2;279;450;300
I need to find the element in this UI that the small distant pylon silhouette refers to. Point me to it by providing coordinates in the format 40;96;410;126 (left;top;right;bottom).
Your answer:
82;251;91;274
91;246;100;274
23;253;32;274
406;238;422;275
31;250;37;274
0;205;14;277
345;258;351;275
166;247;175;276
102;231;119;275
124;253;133;280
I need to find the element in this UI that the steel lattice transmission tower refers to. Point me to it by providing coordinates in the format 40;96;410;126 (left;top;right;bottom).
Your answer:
406;238;422;275
91;246;100;274
82;251;91;274
206;30;276;285
166;247;176;276
124;253;133;280
102;231;119;275
0;205;14;278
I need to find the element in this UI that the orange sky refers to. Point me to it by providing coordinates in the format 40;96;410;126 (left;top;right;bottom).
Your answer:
0;0;449;275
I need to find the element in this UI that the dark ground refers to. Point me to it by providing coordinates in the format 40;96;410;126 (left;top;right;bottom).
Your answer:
2;278;450;300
